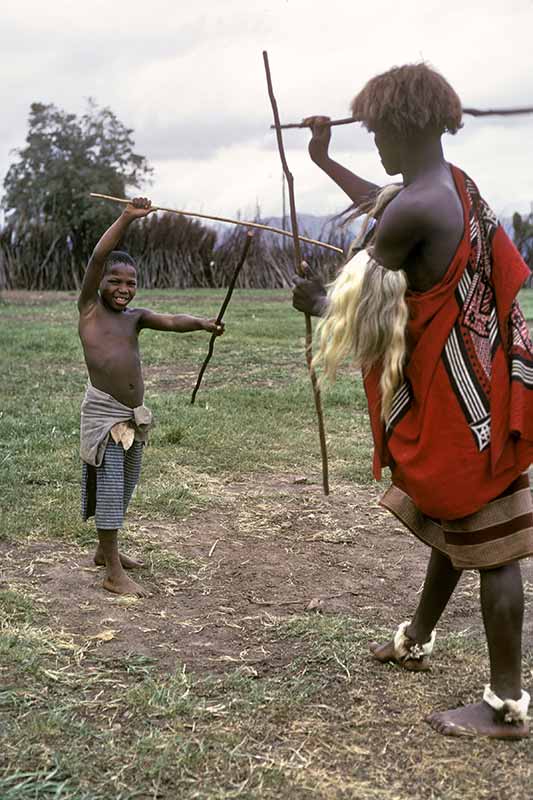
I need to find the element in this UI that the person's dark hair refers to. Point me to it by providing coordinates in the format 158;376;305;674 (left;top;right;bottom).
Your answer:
104;250;137;273
351;63;463;138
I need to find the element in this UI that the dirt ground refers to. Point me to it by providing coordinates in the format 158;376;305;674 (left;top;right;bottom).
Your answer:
3;472;531;677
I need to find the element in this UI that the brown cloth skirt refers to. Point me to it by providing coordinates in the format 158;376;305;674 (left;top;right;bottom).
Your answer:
380;473;533;570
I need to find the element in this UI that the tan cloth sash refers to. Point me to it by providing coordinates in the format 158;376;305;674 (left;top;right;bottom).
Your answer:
80;383;153;467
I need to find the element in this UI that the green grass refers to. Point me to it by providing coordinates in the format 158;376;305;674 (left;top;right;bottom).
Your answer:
2;288;533;799
0;590;35;624
0;289;371;543
0;287;375;799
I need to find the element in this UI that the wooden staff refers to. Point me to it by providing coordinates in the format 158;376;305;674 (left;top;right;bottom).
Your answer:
273;105;533;130
89;193;343;255
263;50;330;496
190;232;254;405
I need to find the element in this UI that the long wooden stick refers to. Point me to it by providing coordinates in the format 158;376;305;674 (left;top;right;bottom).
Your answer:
190;232;254;405
273;105;533;130
461;105;533;117
89;193;343;254
263;50;330;496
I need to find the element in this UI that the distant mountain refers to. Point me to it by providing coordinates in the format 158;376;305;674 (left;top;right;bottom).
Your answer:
500;216;514;237
212;210;523;250
213;212;362;249
262;214;344;240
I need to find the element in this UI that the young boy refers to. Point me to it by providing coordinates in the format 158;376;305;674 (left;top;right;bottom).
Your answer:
78;197;223;597
293;64;533;739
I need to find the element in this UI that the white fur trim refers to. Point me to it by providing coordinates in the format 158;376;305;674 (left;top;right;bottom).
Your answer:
483;685;530;724
393;621;436;661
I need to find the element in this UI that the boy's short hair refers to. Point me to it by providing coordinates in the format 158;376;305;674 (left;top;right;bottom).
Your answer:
351;63;463;138
104;250;137;273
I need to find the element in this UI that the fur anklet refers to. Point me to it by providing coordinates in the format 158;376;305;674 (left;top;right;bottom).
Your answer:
393;621;436;662
483;685;531;724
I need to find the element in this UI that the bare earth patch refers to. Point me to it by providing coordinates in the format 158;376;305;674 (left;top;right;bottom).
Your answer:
3;473;533;671
3;476;533;797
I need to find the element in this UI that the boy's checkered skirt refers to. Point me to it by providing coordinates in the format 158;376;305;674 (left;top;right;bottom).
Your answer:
81;439;143;529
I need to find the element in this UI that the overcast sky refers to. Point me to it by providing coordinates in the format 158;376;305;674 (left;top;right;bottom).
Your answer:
2;0;533;224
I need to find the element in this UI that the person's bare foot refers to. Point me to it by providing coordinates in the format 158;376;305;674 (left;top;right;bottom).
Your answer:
94;545;143;570
369;639;431;671
426;702;529;739
103;573;149;598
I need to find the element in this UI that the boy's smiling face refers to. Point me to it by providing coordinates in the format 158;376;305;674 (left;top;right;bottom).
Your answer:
99;262;138;311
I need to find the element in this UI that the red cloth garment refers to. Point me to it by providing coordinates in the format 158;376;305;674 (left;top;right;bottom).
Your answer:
364;166;533;520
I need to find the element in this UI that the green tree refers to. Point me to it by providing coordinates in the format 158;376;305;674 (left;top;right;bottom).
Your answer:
2;100;152;288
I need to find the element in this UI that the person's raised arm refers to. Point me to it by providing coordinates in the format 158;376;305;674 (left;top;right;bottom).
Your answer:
292;118;383;318
305;116;380;206
77;197;153;312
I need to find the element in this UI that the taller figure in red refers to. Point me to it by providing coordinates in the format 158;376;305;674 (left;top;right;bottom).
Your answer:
294;63;533;739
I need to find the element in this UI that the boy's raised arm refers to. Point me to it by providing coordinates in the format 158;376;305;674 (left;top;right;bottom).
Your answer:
78;198;153;311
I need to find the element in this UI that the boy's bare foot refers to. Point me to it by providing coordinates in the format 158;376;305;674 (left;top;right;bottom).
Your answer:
369;639;431;671
103;574;149;598
94;545;143;570
426;702;529;739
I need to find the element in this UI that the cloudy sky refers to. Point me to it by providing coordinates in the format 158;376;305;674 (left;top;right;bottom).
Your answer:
2;0;533;224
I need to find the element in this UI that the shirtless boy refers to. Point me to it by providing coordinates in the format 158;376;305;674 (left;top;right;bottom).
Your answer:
78;197;223;597
293;64;533;739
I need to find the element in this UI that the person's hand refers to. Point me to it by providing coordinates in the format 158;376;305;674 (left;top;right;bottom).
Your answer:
124;197;154;219
203;318;225;336
303;116;332;164
292;272;328;317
